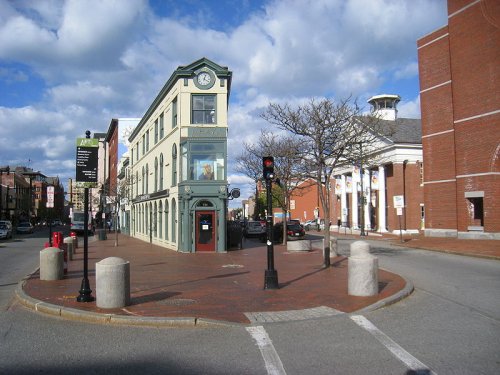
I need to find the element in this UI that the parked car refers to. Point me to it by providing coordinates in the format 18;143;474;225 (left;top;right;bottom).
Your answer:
244;221;266;238
274;222;306;242
17;221;34;234
0;220;13;239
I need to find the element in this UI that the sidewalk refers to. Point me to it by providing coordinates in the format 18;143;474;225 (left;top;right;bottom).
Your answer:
16;233;410;327
332;229;500;260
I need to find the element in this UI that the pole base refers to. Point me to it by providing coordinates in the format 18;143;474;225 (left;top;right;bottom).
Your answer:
264;269;279;290
77;278;94;302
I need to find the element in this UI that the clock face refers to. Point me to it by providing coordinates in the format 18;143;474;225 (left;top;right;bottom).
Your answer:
197;72;212;86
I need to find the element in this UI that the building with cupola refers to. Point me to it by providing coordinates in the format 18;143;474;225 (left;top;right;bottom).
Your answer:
288;94;425;235
127;58;232;252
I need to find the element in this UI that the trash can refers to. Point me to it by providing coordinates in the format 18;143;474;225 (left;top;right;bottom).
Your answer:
227;221;243;249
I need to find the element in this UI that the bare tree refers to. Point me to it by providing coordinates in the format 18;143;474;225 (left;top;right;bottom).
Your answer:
235;130;304;244
262;97;382;267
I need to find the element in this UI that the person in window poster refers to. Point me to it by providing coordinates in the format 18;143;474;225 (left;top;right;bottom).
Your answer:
199;163;214;180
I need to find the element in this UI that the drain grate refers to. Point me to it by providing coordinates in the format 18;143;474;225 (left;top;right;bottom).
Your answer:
157;298;196;306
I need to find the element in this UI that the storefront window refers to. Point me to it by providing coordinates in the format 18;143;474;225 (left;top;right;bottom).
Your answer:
180;142;225;181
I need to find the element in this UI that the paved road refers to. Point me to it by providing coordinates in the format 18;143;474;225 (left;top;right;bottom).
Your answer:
1;233;499;374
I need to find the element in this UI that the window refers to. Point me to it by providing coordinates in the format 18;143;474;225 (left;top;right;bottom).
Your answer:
154;157;158;192
159;153;164;190
141;167;145;194
172;97;178;128
142;135;145;155
145;164;149;193
181;142;225;181
136;145;139;161
154;119;158;144
146;130;150;152
159;113;164;139
192;95;216;124
172;144;177;186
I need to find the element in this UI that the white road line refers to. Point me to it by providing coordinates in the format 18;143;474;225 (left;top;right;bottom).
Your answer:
350;315;437;375
246;326;287;375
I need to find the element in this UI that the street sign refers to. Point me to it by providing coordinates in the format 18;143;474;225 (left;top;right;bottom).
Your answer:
393;195;405;209
75;137;99;187
46;186;54;208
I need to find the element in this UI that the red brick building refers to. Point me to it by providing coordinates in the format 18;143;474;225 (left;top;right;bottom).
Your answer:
417;0;499;239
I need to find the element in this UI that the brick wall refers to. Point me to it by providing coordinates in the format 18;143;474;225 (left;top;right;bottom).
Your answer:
418;0;499;236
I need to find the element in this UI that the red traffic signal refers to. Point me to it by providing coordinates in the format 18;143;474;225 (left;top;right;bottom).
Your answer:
262;156;275;180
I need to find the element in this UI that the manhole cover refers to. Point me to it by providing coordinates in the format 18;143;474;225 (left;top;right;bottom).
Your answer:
157;299;196;306
222;264;244;268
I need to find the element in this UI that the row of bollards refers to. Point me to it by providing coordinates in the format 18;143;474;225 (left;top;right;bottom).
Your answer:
39;237;377;308
39;236;130;309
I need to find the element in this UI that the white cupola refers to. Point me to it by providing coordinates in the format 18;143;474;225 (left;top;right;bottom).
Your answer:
368;94;401;121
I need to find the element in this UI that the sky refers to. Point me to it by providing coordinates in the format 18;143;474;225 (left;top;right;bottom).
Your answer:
0;0;448;207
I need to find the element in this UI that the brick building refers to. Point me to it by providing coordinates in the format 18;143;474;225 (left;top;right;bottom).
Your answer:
417;0;499;239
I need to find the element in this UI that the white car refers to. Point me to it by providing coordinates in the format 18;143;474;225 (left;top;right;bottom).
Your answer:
244;221;266;238
0;220;13;239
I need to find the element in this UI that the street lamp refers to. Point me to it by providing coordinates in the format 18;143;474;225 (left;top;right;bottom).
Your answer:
358;143;367;236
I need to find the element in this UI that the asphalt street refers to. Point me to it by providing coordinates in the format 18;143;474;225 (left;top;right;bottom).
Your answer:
1;230;499;374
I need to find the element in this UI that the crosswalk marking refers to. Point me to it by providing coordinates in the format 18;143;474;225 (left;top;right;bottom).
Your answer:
350;315;437;375
246;326;287;375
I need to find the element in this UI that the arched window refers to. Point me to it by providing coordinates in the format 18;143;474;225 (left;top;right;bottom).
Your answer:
172;144;177;186
135;171;139;197
164;199;169;241
158;201;163;239
154;157;158;192
159;153;164;190
141;166;145;194
153;202;158;238
171;198;177;243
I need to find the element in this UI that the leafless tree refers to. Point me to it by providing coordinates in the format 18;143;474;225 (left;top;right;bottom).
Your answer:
262;97;383;267
235;130;304;244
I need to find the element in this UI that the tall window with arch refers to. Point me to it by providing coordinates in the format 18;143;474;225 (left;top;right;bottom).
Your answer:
172;144;177;186
159;153;164;190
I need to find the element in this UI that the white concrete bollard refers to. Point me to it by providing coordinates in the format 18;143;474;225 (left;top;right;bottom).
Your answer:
329;238;338;257
96;257;130;309
348;241;379;296
63;237;74;261
40;247;64;280
287;239;312;252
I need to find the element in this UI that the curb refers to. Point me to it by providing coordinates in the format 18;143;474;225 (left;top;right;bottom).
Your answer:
15;273;414;328
350;274;414;315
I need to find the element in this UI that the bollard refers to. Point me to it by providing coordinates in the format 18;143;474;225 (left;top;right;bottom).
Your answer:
63;237;74;261
329;238;338;257
40;247;64;280
287;239;312;252
96;257;130;309
70;231;78;250
348;241;378;296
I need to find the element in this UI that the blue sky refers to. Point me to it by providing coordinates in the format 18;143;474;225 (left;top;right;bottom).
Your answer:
0;0;448;206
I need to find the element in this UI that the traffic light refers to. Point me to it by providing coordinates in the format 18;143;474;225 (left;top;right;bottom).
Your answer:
262;156;274;180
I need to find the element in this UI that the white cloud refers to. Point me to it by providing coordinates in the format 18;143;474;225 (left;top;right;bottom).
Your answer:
398;95;421;119
0;0;447;199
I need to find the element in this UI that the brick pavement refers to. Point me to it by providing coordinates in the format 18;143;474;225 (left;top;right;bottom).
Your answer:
19;233;408;325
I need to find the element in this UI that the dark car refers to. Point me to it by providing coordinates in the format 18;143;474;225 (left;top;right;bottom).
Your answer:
274;222;306;242
17;221;34;234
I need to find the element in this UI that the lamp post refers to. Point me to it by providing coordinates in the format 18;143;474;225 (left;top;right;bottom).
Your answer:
262;156;279;289
77;130;95;303
358;143;367;236
0;166;10;220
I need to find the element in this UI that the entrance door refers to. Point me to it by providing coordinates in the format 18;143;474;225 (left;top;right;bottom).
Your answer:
196;211;216;252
